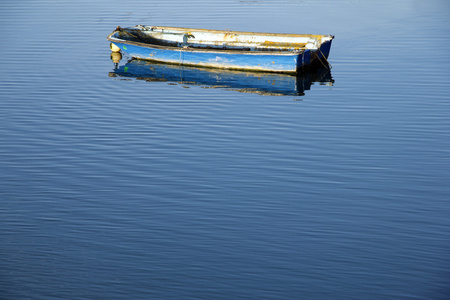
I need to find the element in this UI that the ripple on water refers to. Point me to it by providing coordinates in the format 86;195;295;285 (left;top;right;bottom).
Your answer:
1;1;450;299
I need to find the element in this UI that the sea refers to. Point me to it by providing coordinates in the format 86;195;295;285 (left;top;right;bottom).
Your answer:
1;0;449;299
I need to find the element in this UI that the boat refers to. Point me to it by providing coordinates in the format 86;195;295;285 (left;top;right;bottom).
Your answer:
107;25;334;74
108;57;333;96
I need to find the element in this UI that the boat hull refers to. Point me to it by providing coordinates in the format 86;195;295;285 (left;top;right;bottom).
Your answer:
108;41;312;74
107;26;333;74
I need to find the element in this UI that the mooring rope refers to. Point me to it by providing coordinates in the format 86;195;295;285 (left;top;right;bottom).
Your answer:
318;48;332;69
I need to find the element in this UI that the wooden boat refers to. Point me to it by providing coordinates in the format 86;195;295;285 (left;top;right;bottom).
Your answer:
108;58;333;96
107;25;334;74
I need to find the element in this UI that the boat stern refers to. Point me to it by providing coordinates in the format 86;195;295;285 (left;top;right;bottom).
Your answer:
319;35;334;59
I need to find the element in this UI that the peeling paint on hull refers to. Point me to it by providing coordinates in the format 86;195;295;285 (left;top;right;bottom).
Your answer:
107;26;334;74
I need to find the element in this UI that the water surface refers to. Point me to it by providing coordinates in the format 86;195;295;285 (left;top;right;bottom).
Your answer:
1;0;450;299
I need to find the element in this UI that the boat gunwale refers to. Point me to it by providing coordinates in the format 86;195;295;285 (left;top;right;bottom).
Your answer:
108;34;308;55
140;25;333;39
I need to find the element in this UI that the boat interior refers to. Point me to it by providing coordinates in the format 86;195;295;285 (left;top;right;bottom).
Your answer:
111;25;333;52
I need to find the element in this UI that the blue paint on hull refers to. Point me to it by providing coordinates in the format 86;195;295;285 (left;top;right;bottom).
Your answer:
110;41;311;74
317;40;333;60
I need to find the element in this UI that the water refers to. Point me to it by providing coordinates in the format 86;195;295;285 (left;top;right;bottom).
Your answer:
1;0;450;299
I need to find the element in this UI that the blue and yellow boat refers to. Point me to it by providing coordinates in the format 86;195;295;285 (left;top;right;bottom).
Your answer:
107;25;334;74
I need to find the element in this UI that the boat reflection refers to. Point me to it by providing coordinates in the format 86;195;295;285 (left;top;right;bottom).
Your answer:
109;56;333;96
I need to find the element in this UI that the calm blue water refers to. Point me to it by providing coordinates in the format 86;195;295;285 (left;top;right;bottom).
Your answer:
1;0;450;299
